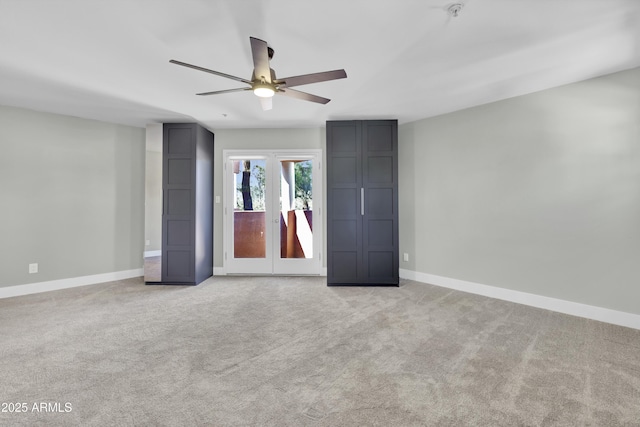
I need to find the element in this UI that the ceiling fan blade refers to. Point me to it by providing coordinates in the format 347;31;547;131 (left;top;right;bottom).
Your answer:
249;37;272;83
196;87;252;96
274;69;347;88
278;88;330;104
259;97;273;111
170;60;252;85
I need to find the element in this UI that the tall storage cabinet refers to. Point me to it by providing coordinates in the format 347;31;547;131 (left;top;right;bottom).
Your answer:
326;120;399;286
161;123;214;285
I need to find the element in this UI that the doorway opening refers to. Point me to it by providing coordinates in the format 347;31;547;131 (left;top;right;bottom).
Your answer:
223;150;322;275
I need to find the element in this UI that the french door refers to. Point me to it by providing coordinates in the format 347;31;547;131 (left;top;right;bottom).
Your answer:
223;150;322;275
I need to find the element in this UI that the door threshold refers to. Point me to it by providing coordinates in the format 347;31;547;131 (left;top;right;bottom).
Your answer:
224;273;323;277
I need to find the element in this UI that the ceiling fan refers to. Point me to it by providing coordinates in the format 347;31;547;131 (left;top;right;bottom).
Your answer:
170;37;347;111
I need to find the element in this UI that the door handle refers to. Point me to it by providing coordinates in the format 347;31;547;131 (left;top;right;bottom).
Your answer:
361;188;365;216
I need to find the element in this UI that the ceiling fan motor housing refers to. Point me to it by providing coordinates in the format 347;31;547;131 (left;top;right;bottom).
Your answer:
251;68;278;96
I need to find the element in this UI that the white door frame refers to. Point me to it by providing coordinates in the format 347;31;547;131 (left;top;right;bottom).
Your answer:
223;149;322;275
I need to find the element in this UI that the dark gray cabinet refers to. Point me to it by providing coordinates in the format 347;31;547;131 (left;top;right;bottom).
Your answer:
156;123;213;285
326;120;399;286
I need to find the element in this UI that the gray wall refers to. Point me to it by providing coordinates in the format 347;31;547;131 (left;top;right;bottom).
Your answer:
399;67;640;315
212;128;325;268
0;105;145;288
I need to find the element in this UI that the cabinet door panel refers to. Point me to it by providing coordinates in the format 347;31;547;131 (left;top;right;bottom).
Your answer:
331;188;358;217
166;220;191;246
367;188;394;217
362;120;399;285
332;220;358;250
327;121;362;284
167;129;192;154
332;157;358;184
162;124;195;284
367;220;393;247
368;251;395;279
366;125;394;151
166;250;192;278
167;158;192;185
331;126;358;152
367;157;393;183
332;252;358;278
166;189;191;215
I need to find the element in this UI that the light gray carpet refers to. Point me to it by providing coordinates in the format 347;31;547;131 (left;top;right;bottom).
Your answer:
1;276;639;426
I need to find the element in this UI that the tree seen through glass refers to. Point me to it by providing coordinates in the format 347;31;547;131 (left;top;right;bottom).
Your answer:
234;160;312;211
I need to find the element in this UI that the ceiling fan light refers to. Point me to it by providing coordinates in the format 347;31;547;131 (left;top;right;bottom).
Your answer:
254;85;275;98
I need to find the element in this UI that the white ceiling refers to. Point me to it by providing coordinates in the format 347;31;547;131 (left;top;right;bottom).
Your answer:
1;0;639;129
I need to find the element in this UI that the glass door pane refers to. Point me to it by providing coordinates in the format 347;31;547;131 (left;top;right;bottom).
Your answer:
279;159;313;259
233;158;267;259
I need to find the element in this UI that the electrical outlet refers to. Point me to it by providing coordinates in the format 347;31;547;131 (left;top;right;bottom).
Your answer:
145;240;150;246
215;196;221;204
28;263;38;274
403;253;409;262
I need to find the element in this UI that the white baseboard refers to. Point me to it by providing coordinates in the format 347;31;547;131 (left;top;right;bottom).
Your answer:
0;268;143;299
144;250;161;258
399;269;640;330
